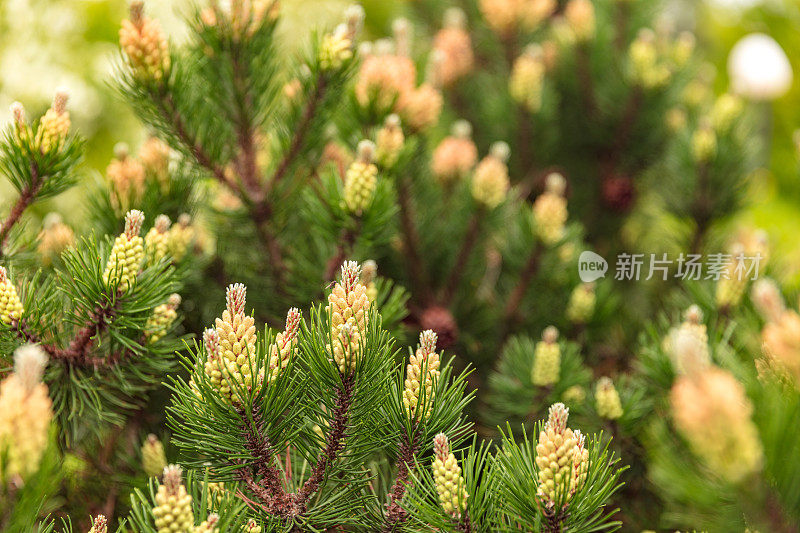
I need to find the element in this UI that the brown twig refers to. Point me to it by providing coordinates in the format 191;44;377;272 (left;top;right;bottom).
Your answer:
295;375;354;511
0;162;41;258
384;427;421;530
503;245;543;326
442;213;483;305
396;173;430;305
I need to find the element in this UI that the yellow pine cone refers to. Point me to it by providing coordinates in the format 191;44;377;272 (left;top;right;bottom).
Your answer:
36;88;70;152
398;83;443;132
533;173;568;246
566;282;595;323
671;367;763;483
139;136;171;188
242;519;262;533
327;261;371;374
267;308;302;383
120;1;171;82
193;513;219;533
319;5;362;70
562;385;586;404
107;144;146;212
628;29;672;89
662;305;710;375
432;433;468;517
0;344;52;481
168;214;195;261
145;214;172;266
153;465;194;533
141;433;168;477
595;377;623;420
564;0;595;42
403;330;441;419
355;52;417;113
432;9;474;86
103;210;145;293
472;142;510;209
88;515;108;533
361;260;379;303
432;121;478;186
531;326;560;386
0;266;24;324
344;141;378;215
762;310;800;383
692;122;717;162
509;46;546;112
146;294;181;342
375;114;404;168
211;283;261;402
37;213;75;265
534;403;588;504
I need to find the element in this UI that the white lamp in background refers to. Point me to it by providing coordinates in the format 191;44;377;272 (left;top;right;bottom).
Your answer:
728;33;793;101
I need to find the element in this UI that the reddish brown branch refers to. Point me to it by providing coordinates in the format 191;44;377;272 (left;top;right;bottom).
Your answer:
503;245;543;325
295;375;354;511
396;174;430;305
268;74;327;193
384;429;420;530
442;213;483;305
0;163;41;257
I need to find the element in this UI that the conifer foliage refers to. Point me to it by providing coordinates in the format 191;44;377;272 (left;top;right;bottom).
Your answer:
1;0;800;531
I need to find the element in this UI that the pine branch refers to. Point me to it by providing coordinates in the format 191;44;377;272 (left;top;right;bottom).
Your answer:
396;173;429;305
0;162;40;256
384;427;421;530
442;212;483;305
295;374;354;511
503;245;543;327
267;72;327;194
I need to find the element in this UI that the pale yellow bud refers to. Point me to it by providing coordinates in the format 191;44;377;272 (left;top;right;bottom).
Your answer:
472;142;510;209
531;326;560;386
595;377;623;420
344;141;378;215
0;266;24;324
533;173;568;245
102;210;145;293
141;434;168;477
509;46;546;112
432;433;468;517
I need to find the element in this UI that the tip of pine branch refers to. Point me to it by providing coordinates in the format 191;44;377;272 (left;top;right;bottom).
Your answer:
545;402;569;433
154;214;171;233
545;172;566;195
490;141;510;163
162;464;183;494
53;87;69;115
91;515;108;533
124;210;145;238
356;140;375;163
10;101;25;127
684;304;703;324
444;7;467;29
433;432;450;460
340;261;361;292
226;283;247;315
419;330;438;355
452;119;472;139
129;0;145;26
285;307;302;334
203;327;220;359
13;344;48;393
345;4;365;38
361;259;377;283
167;293;181;309
542;325;559;343
0;266;7;284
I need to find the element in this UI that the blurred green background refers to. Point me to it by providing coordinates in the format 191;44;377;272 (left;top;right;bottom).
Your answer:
1;0;799;278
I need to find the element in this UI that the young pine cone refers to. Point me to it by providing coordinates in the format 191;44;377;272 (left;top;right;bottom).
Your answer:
533;173;568;246
343;141;378;216
403;330;441;419
432;121;478;186
662;305;710;375
144;215;172;266
266;308;302;383
192;513;219;533
0;345;52;480
509;46;546;112
88;515;108;533
0;266;24;324
119;1;171;82
36;88;70;153
168;214;195;261
102;210;145;293
375;114;404;168
152;465;193;533
531;326;560;386
534;403;587;504
595;377;623;420
432;433;468;517
141;434;168;477
566;283;596;324
327;261;371;374
145;294;181;342
210;284;260;402
472;142;510;209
